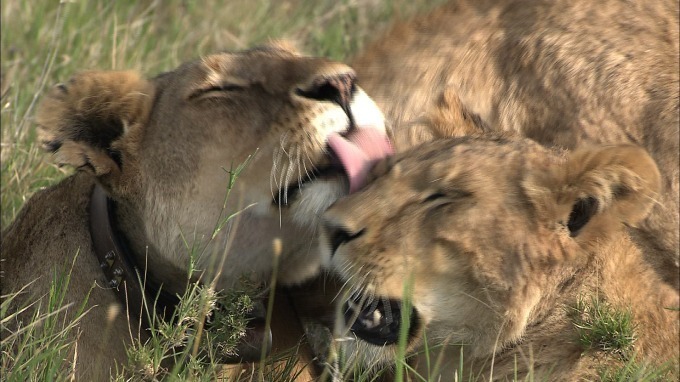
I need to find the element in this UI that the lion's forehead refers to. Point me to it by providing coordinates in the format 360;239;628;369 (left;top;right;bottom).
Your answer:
201;43;299;67
386;138;561;194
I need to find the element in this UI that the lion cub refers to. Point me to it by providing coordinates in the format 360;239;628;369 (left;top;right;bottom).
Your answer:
352;0;679;289
321;137;679;380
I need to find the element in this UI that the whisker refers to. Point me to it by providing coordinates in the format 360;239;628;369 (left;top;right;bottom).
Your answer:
382;295;393;324
295;146;303;195
281;139;291;157
333;264;360;302
460;290;501;317
284;147;297;199
280;159;290;205
301;148;311;182
303;148;317;177
271;146;283;197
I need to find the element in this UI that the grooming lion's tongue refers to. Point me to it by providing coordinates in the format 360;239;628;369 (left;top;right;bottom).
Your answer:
327;128;394;193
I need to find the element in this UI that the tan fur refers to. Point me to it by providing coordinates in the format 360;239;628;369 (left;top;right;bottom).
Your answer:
322;137;679;380
352;0;679;289
1;44;386;380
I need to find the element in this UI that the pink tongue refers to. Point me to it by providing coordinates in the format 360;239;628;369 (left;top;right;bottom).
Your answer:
327;128;394;193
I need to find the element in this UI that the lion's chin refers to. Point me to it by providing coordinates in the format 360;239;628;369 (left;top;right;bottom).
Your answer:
285;177;348;226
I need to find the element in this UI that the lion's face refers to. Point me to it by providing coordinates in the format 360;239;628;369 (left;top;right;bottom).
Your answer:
147;44;387;220
37;43;390;289
320;137;660;367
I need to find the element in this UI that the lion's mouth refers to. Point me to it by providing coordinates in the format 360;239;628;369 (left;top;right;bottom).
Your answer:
343;294;419;346
272;160;345;206
273;128;393;206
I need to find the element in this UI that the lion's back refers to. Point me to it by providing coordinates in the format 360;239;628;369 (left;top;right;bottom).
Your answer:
1;173;133;379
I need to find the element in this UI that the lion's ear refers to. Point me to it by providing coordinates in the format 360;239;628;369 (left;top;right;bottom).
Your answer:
525;145;661;243
37;71;154;181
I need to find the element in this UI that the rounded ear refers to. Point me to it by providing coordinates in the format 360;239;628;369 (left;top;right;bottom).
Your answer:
37;71;154;188
524;145;661;243
262;39;302;55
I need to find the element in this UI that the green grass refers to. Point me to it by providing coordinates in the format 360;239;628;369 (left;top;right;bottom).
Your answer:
1;252;91;382
569;296;676;382
599;356;675;382
571;295;636;356
113;277;257;381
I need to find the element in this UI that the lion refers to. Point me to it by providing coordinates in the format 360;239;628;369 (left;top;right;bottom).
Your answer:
1;42;393;380
320;136;680;380
350;0;680;289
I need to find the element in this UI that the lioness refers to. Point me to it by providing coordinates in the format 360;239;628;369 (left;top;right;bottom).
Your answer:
351;0;679;289
1;43;392;380
321;137;679;380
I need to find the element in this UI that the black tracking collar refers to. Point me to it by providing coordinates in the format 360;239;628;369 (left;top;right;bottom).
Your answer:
89;184;179;328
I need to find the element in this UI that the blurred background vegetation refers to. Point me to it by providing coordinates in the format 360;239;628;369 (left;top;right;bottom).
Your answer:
1;0;446;229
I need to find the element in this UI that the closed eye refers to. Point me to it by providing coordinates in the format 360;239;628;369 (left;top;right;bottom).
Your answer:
423;192;448;203
422;190;472;205
189;83;247;100
206;84;246;92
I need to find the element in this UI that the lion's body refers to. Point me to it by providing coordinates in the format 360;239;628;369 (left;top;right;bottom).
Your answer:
322;137;679;380
351;0;680;289
3;174;134;378
1;44;390;380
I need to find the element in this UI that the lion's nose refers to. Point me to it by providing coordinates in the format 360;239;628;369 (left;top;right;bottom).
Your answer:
296;72;357;112
323;221;364;257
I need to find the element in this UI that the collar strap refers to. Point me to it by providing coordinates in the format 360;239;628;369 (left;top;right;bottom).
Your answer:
88;184;271;363
89;184;179;327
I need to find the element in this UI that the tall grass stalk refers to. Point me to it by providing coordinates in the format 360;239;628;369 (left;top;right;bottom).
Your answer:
394;273;414;382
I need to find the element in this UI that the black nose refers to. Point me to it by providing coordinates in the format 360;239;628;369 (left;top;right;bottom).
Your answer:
325;223;364;256
296;73;357;116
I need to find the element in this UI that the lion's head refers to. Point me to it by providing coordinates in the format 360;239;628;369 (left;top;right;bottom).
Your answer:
36;42;392;291
320;136;663;374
